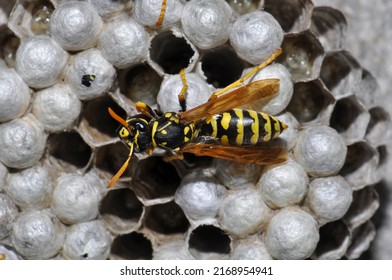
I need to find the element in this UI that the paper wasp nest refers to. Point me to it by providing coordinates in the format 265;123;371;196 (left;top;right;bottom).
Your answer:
0;0;389;260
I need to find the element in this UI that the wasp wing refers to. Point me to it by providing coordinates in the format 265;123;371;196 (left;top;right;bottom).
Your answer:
178;142;287;165
178;78;279;123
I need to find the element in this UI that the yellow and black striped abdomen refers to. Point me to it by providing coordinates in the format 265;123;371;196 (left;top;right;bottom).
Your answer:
199;109;287;146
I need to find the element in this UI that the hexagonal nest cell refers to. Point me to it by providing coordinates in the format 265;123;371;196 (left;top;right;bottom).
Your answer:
0;0;390;261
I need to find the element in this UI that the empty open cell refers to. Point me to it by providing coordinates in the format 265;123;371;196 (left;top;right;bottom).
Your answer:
8;0;54;38
132;156;181;202
111;232;153;260
149;31;196;75
310;6;347;52
287;79;335;124
345;221;376;259
264;0;313;33
340;142;378;190
200;46;245;88
78;95;127;147
279;31;324;82
100;188;144;234
226;0;260;15
118;64;162;105
365;107;390;146
144;201;189;234
312;220;351;260
344;186;379;229
188;224;231;259
330;96;370;144
1;33;20;68
320;51;362;99
95;142;137;183
47;131;92;170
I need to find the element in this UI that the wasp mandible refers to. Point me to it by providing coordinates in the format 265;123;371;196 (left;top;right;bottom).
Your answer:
108;49;288;188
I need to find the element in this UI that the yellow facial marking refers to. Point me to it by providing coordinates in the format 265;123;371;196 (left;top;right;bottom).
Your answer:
161;129;168;135
221;112;231;130
119;127;129;138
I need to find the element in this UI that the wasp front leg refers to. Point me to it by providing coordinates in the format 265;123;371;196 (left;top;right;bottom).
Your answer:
135;101;159;119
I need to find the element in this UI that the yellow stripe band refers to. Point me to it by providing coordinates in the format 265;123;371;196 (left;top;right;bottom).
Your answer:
249;110;259;144
262;113;272;141
221;112;231;130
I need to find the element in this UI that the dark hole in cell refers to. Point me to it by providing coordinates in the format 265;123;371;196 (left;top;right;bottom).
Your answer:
83;95;126;137
313;220;350;259
132;157;181;200
150;31;195;74
82;253;88;258
377;145;388;167
264;0;309;32
111;232;153;260
201;47;245;88
95;142;136;179
330;97;361;133
340;142;374;176
287;81;331;123
1;34;20;68
144;201;189;234
81;74;96;87
100;188;143;221
320;51;359;91
188;225;231;256
48;131;91;168
366;107;389;134
118;64;162;104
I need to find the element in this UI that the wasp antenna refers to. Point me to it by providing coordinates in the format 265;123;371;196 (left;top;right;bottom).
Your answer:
108;107;130;130
108;144;134;188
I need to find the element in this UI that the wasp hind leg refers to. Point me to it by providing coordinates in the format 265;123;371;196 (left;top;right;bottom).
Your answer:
208;48;282;101
178;68;188;112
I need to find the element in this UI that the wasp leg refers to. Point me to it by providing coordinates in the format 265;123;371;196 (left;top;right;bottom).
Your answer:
108;144;134;188
178;68;188;112
135;101;159;119
208;48;282;100
156;0;167;27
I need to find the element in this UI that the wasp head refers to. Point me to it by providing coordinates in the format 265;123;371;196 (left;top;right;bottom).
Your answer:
116;116;151;152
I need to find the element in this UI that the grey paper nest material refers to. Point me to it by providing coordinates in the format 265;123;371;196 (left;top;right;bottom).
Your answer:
0;0;390;260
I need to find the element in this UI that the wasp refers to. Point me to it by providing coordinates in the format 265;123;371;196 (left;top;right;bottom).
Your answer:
108;49;288;188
